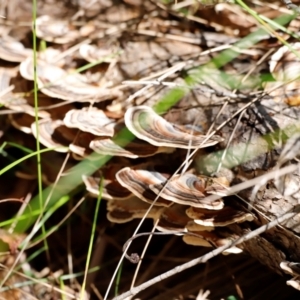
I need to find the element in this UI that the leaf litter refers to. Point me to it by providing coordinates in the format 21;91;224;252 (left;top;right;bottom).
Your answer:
1;0;300;299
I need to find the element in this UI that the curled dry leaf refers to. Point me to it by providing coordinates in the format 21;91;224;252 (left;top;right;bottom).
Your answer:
64;108;116;136
150;173;224;209
124;106;223;149
90;137;174;159
31;119;77;152
116;165;173;206
0;36;32;62
186;206;254;227
107;197;163;223
35;15;79;44
265;43;300;106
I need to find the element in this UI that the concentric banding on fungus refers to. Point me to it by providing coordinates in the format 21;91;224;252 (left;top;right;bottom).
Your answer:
107;197;163;224
64;108;116;136
90;137;174;159
31;119;77;152
116;165;173;207
35;15;79;44
1;95;50;118
125;106;223;149
0;36;32;62
20;58;122;102
150;173;224;209
186;206;254;227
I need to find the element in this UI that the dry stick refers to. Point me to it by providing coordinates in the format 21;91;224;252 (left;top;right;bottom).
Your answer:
8;184;35;234
125;62;187;105
0;264;77;299
130;219;159;288
105;94;264;297
216;46;274;174
105;79;285;299
136;237;176;285
114;203;300;300
103;108;228;299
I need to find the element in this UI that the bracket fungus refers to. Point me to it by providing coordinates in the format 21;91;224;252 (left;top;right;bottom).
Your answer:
116;165;173;206
0;36;32;62
82;175;133;200
183;230;243;255
280;261;300;291
64;108;116;137
82;165;133;200
31;119;77;152
156;204;192;232
124;106;223;149
79;44;117;63
186;206;254;227
107;197;163;224
150;173;225;209
35;15;80;44
20;57;122;102
90;137;174;159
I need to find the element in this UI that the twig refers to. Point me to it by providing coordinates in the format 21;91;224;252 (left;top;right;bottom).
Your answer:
113;204;300;300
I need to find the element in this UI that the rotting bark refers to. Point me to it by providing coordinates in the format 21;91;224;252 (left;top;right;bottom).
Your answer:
194;96;300;281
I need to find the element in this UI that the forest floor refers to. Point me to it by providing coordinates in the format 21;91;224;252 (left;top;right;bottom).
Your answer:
1;0;300;299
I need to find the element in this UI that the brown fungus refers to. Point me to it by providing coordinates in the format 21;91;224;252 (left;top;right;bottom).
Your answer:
0;36;32;62
64;108;116;137
186;206;254;227
156;204;191;232
31;119;77;152
116;165;173;206
150;173;224;209
79;44;117;63
90;137;174;159
183;230;242;254
20;57;121;102
107;197;163;224
124;105;223;149
35;15;79;44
